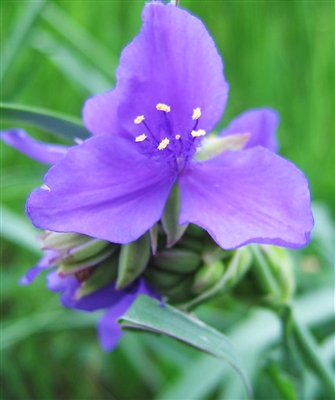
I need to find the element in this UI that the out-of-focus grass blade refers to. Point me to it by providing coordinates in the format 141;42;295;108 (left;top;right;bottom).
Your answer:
0;204;40;254
155;356;228;400
121;333;165;391
1;102;90;141
119;295;254;399
311;201;335;265
1;1;46;82
42;2;117;81
32;29;111;94
1;310;97;350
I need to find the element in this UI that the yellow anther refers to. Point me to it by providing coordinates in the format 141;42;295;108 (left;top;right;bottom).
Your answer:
134;115;145;124
192;107;201;120
135;134;147;142
191;129;206;138
157;138;170;150
156;103;171;112
175;134;181;140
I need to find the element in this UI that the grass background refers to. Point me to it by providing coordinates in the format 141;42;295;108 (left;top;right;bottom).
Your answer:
1;1;334;399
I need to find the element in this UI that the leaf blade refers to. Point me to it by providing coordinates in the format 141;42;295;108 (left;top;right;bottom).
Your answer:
1;102;90;141
119;295;253;399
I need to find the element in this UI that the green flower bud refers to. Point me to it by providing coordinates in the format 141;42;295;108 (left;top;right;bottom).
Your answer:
42;231;91;250
58;245;117;276
151;249;201;274
75;253;119;299
116;232;151;289
49;238;112;266
177;236;205;253
144;268;185;290
259;245;295;303
160;276;194;303
192;260;225;294
181;247;252;311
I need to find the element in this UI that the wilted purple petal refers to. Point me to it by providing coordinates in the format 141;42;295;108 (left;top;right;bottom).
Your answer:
220;109;279;152
27;133;176;244
1;129;67;165
20;251;56;285
47;271;123;311
97;279;156;351
179;147;314;249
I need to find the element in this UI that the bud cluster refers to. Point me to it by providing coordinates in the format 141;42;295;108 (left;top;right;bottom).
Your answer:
40;222;256;308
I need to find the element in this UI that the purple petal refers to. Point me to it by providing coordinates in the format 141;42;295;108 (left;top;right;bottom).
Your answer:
220;108;279;152
1;129;67;165
82;88;126;136
97;279;156;351
179;147;313;249
19;251;57;285
27;133;176;244
116;1;228;136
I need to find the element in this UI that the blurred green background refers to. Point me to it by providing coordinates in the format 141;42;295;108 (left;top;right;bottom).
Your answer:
1;1;334;399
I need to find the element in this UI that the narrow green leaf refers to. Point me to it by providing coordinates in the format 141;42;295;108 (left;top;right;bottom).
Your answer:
0;204;40;254
42;2;117;81
31;29;111;94
119;295;254;399
1;102;90;141
1;1;46;82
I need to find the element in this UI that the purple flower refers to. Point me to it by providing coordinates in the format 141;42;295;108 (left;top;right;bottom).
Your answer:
4;1;313;250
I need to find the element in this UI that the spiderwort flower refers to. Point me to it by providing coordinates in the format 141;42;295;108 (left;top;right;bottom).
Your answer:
4;1;313;251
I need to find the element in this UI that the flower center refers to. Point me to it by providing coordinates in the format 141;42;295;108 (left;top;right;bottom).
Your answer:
133;103;206;173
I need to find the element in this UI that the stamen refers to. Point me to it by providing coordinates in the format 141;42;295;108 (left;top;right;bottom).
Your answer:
157;138;170;150
192;108;201;120
175;134;181;140
191;129;206;138
135;134;147;142
156;103;171;112
134;115;145;124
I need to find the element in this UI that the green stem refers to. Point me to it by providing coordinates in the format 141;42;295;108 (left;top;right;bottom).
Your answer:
251;245;334;394
291;313;335;396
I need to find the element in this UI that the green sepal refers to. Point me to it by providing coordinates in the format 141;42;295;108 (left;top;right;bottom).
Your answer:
151;249;201;274
162;184;188;247
196;133;250;161
58;246;117;275
149;224;158;254
192;260;225;294
116;232;151;290
42;232;91;250
75;254;119;299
